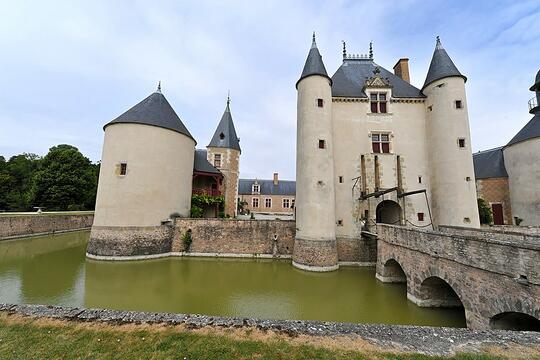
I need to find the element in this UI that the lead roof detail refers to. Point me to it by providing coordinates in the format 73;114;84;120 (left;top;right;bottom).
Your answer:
105;89;195;142
422;37;466;90
207;98;241;152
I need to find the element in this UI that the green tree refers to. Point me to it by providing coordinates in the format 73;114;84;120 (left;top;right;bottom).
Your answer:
31;145;98;211
477;198;493;225
5;153;41;210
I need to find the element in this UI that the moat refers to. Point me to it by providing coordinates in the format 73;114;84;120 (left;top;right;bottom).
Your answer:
0;231;465;327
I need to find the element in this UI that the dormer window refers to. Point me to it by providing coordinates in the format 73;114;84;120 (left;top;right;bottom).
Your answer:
370;93;387;113
219;132;225;140
252;184;260;194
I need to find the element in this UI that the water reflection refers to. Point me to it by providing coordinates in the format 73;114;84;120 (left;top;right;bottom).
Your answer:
0;231;466;327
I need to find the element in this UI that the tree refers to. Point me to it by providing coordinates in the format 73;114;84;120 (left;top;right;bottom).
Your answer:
31;145;98;211
5;153;41;210
477;198;493;225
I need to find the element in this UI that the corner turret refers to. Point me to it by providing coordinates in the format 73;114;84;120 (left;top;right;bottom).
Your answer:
423;37;480;228
207;95;241;217
293;33;338;271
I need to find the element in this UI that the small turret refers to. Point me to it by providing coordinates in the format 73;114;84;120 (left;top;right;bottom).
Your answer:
207;95;241;217
293;33;338;271
424;37;480;228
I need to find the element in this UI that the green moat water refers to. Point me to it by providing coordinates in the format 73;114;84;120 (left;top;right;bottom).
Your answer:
0;231;466;327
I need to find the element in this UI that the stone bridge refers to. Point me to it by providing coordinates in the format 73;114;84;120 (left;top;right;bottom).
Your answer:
375;224;540;330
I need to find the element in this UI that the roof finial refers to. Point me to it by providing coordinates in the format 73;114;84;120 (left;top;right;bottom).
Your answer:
156;81;162;93
227;90;230;107
342;40;347;59
311;31;317;48
436;36;442;49
369;41;373;59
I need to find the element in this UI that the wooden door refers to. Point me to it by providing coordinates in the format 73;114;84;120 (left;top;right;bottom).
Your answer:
492;203;504;225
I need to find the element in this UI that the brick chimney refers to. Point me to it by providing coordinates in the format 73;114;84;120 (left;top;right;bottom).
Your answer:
273;172;279;185
393;58;410;83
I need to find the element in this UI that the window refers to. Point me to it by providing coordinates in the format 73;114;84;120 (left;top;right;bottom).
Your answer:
318;139;326;149
282;198;290;209
214;154;221;168
338;176;343;183
370;93;387;113
418;176;422;184
372;133;390;153
252;198;259;208
417;212;425;222
252;184;260;194
458;138;466;148
219;132;225;140
337;219;343;226
317;98;324;107
265;198;272;208
455;100;463;109
291;199;295;208
427;105;433;112
119;163;127;176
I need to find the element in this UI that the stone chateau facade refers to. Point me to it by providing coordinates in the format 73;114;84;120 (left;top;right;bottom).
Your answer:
238;173;296;215
293;34;480;271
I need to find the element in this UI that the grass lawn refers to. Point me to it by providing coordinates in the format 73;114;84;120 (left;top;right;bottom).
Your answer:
0;314;514;360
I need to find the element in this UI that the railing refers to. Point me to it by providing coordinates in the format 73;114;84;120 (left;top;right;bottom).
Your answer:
192;188;221;196
529;97;538;111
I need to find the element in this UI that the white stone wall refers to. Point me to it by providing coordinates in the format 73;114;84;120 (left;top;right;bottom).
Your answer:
424;77;480;228
93;123;195;227
504;138;540;226
295;75;336;242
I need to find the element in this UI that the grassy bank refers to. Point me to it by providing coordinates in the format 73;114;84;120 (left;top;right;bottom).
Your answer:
0;314;514;360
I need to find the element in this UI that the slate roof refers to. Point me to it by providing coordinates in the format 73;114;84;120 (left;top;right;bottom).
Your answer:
422;37;466;90
105;90;195;142
331;59;424;98
530;69;540;91
506;113;540;147
207;100;241;152
473;147;508;179
193;150;221;175
297;34;331;87
239;179;296;196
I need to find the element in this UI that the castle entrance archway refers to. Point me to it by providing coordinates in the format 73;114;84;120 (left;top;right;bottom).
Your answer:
376;200;401;225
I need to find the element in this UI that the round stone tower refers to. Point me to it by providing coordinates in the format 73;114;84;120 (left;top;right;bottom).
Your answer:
88;84;196;257
293;33;338;272
423;37;480;228
503;69;540;225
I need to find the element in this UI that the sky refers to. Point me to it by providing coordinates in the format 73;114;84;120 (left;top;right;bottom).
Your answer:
0;0;539;180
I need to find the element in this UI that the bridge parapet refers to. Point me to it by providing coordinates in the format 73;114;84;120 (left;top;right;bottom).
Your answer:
376;224;540;330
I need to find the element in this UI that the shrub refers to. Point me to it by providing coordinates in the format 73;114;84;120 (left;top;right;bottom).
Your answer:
477;198;493;224
182;229;192;251
190;206;204;218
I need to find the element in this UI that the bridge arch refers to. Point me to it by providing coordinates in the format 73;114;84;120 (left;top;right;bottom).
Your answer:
376;200;401;225
414;276;464;308
378;258;407;283
490;312;540;331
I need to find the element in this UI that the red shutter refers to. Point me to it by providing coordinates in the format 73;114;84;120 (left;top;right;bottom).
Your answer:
372;142;381;153
381;142;390;153
370;102;378;113
380;102;387;113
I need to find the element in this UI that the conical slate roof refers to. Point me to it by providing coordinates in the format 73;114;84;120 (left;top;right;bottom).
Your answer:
296;33;331;88
105;89;195;142
422;37;466;90
207;99;241;152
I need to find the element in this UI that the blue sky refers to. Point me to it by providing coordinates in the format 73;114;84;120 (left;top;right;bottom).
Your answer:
0;0;539;179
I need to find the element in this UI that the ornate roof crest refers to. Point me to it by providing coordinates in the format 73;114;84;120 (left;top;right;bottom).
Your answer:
364;67;392;89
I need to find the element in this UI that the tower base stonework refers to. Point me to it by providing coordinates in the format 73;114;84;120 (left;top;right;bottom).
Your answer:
292;238;339;272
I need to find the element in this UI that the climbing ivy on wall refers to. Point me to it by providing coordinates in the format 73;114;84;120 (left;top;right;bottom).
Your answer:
190;194;224;218
477;198;493;225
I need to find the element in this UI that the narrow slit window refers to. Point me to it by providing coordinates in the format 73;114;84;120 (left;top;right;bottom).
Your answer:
317;98;324;107
418;176;422;184
338;176;343;183
417;212;425;221
318;139;326;149
214;153;222;168
119;163;127;176
458;138;466;148
455;100;463;109
337;219;343;226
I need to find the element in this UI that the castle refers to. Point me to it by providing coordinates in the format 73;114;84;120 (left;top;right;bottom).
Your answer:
90;86;241;248
292;35;480;271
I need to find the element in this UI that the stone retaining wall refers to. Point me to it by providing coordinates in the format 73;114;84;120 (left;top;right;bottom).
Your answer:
0;213;94;240
172;219;295;255
2;303;539;357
